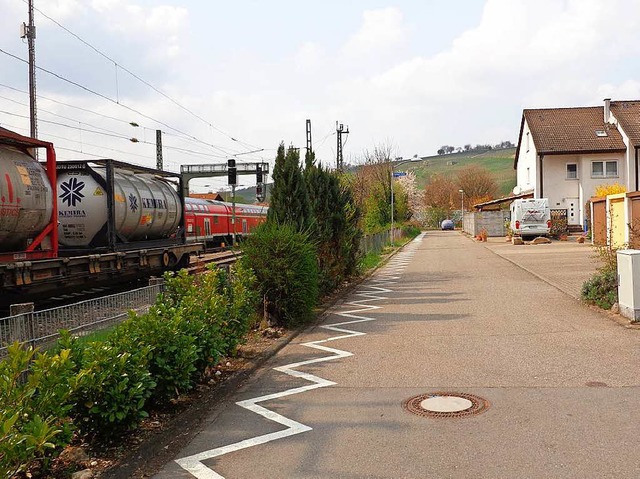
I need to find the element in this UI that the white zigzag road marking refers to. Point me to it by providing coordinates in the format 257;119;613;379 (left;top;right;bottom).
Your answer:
175;234;425;478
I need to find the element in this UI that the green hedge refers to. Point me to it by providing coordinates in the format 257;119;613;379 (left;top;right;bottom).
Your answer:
0;262;259;475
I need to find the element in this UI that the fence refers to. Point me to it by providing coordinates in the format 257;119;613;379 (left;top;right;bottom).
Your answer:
360;230;391;255
550;209;568;237
0;282;164;357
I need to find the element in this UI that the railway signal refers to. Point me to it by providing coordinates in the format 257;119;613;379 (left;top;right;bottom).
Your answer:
227;159;237;185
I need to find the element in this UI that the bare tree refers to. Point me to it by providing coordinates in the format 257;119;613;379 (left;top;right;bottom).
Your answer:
456;164;498;207
423;174;457;211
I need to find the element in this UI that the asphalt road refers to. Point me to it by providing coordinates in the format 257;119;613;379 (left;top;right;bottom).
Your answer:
154;231;640;479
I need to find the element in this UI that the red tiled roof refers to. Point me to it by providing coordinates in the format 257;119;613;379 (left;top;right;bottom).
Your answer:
610;100;640;147
524;107;626;154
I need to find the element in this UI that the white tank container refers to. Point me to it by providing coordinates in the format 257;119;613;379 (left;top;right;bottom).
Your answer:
57;166;181;247
0;146;53;251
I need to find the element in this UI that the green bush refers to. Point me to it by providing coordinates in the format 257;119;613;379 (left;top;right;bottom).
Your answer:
70;340;155;436
581;267;618;309
241;222;319;326
0;344;75;478
160;263;259;359
401;223;421;238
112;310;199;404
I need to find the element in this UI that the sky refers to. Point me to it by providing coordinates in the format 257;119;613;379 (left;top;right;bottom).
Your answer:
1;0;640;192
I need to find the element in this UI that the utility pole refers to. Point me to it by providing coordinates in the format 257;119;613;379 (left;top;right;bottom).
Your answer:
336;121;349;171
156;129;163;170
22;0;37;139
306;119;312;152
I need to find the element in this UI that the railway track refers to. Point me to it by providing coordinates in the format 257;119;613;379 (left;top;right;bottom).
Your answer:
1;250;242;316
186;249;242;274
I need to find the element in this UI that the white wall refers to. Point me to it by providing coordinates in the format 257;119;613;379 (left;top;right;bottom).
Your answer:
515;120;538;195
609;112;635;191
542;152;626;226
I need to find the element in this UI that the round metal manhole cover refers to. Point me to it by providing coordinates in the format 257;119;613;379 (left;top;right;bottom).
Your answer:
403;392;490;418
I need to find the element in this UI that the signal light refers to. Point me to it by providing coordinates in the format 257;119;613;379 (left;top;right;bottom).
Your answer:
227;158;237;185
256;164;263;183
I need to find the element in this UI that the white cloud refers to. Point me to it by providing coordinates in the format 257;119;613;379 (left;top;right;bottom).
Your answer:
89;0;189;61
37;0;86;21
295;42;326;74
342;7;406;60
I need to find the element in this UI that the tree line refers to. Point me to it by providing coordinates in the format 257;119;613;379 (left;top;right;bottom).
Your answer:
437;140;514;156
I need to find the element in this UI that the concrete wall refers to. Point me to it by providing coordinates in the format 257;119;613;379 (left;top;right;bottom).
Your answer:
463;210;510;237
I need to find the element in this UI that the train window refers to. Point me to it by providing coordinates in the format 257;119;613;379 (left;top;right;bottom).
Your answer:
186;204;192;211
242;219;248;234
187;224;193;233
213;215;219;224
204;219;211;236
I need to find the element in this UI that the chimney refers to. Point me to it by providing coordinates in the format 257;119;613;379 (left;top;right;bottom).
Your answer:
604;98;611;123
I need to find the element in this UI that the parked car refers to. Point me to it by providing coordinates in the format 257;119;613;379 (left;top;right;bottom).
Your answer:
441;219;455;230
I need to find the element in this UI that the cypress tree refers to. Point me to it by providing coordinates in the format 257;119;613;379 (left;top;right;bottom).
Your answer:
267;142;311;231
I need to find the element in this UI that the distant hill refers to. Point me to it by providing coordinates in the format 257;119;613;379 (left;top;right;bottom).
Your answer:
396;147;517;196
230;147;517;203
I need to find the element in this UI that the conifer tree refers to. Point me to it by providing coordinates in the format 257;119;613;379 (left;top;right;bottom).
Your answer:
267;142;311;231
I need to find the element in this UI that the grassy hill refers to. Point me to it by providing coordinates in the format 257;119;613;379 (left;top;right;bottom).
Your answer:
231;147;517;204
397;147;517;196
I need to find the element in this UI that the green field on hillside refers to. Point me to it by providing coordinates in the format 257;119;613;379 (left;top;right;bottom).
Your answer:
231;147;517;204
398;147;517;196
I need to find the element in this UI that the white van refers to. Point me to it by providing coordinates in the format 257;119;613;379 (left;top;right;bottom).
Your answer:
510;198;551;238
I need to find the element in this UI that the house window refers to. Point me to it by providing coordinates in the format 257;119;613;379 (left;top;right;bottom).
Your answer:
591;160;618;178
526;132;530;152
566;163;577;179
526;167;530;184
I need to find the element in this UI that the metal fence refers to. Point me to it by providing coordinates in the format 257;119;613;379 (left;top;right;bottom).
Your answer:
0;283;164;357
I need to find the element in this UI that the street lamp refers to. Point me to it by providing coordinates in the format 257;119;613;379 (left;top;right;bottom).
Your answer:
459;189;464;230
391;157;422;243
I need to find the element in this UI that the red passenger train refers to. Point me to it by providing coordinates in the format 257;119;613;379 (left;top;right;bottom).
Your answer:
184;198;268;248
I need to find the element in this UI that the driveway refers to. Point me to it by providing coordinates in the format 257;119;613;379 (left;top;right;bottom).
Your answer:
152;231;640;478
482;236;602;299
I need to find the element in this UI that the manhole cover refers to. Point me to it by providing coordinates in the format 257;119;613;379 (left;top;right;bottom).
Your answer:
403;392;490;418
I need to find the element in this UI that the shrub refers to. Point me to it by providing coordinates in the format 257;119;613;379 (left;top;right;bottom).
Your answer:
160;264;259;359
0;344;75;478
241;222;319;327
581;266;617;309
112;310;199;404
401;223;421;238
70;340;155;436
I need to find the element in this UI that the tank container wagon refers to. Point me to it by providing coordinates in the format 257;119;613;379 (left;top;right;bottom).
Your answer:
0;127;202;305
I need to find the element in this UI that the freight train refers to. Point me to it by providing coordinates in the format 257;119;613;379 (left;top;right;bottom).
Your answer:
0;127;266;305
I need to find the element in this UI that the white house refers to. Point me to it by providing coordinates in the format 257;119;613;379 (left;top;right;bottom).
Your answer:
514;99;640;230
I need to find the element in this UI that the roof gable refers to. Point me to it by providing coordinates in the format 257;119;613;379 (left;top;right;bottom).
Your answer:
523;107;625;155
610;100;640;147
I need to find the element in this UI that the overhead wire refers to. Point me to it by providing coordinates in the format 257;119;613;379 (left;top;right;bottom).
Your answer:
25;1;263;152
0;82;136;126
0;48;247;158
